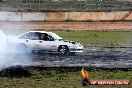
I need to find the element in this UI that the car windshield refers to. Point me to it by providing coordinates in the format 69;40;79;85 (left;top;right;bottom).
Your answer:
48;33;62;40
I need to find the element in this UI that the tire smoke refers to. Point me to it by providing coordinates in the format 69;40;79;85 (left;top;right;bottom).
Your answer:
0;29;32;69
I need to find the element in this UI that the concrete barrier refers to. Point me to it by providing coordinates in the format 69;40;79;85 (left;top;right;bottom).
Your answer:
91;12;115;21
21;12;44;21
68;12;92;21
0;11;131;21
45;12;67;21
115;11;129;20
0;11;21;21
127;14;132;20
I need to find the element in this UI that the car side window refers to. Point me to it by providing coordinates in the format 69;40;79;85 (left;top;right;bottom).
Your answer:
18;32;39;40
39;33;54;41
29;32;39;40
18;33;30;39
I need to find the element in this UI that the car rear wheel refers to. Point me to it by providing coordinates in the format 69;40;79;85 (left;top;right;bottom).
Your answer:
58;45;69;55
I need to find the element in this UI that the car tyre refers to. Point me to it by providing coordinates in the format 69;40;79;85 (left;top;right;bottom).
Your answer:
58;45;69;55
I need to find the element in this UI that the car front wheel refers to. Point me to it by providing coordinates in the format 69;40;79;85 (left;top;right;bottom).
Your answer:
58;45;69;55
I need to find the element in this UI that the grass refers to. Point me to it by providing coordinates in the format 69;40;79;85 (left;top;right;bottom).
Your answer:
0;67;132;88
0;0;131;11
53;31;132;47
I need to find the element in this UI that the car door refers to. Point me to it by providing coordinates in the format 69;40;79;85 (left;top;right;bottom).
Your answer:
38;33;59;51
18;32;41;50
27;32;43;50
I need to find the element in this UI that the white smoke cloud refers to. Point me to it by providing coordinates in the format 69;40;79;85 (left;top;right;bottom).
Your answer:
0;27;33;69
0;29;7;42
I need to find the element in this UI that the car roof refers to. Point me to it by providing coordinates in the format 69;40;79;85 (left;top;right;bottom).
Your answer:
17;31;53;38
28;31;52;34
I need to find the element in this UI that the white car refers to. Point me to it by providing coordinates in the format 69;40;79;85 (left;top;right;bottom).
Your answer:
13;31;83;55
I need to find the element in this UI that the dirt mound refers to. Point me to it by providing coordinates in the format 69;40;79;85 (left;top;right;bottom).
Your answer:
0;65;31;77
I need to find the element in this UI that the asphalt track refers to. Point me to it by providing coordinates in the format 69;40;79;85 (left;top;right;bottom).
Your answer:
0;48;132;68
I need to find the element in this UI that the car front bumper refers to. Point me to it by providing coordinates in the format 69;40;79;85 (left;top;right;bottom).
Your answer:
69;45;83;53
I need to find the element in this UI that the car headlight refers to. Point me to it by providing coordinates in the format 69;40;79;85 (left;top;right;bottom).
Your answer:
74;43;83;47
